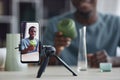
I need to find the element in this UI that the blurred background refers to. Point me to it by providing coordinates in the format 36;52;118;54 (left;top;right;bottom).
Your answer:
0;0;120;67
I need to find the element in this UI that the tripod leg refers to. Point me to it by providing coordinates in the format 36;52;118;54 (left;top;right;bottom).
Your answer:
54;55;77;76
36;57;49;78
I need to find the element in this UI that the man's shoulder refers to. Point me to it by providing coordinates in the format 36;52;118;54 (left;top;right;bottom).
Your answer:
22;38;29;42
99;12;120;21
98;13;120;30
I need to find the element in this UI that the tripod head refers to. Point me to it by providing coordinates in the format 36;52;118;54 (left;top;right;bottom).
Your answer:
42;45;56;57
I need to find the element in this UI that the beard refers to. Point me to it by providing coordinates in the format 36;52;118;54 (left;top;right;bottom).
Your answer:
78;10;93;19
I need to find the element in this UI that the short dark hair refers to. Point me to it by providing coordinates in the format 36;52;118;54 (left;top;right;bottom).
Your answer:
29;26;36;32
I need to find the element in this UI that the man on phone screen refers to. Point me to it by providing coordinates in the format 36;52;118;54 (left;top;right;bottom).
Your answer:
21;26;39;54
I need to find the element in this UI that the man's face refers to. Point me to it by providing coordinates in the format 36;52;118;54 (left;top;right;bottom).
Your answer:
29;27;36;38
71;0;97;18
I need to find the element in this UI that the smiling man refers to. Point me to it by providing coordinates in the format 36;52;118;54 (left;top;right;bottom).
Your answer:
21;26;39;54
44;0;120;67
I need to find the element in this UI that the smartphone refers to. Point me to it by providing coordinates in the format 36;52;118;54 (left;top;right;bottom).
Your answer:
20;21;40;63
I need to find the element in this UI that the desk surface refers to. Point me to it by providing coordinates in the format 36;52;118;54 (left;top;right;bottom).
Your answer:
0;66;120;80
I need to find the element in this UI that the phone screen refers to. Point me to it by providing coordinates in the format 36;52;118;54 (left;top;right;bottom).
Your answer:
20;22;40;63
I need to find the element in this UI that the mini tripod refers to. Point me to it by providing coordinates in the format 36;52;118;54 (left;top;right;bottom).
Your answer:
17;44;77;78
36;45;77;78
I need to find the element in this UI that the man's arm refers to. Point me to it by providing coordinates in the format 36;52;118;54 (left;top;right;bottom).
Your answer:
54;32;71;55
21;45;35;54
109;57;120;67
21;39;36;54
87;50;120;68
43;19;71;65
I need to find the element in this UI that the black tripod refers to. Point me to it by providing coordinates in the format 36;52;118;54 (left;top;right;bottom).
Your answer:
36;45;77;78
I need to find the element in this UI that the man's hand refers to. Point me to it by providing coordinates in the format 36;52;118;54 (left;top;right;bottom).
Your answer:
27;45;35;51
87;50;109;68
54;32;71;55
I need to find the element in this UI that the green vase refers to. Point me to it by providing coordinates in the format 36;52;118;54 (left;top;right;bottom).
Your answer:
5;34;27;71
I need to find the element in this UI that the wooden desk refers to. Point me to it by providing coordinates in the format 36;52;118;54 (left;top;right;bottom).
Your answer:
0;66;120;80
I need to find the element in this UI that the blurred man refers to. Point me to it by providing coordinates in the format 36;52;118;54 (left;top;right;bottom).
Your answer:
44;0;120;67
